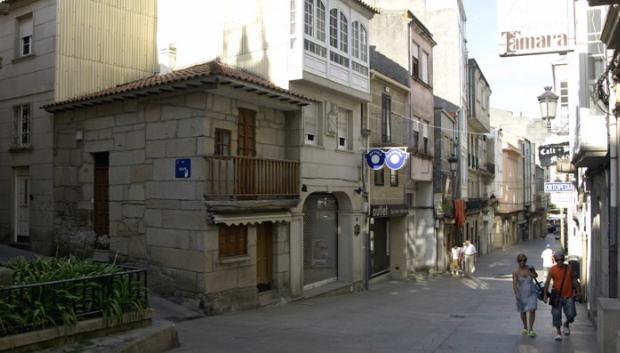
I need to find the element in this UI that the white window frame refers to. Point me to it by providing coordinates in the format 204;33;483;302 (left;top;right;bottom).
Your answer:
351;21;368;76
303;0;327;58
17;14;33;57
13;104;31;147
420;51;429;84
337;108;352;151
304;102;323;145
328;7;349;68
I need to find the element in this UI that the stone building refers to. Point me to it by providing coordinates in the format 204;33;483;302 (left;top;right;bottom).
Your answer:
367;47;410;281
368;6;437;274
493;143;523;249
45;60;312;314
0;0;157;253
465;58;493;255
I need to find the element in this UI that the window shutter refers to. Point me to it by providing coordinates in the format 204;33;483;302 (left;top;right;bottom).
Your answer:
19;16;33;38
422;122;428;138
421;52;429;83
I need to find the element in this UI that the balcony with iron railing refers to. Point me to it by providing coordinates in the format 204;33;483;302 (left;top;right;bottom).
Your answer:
466;198;488;213
204;155;300;207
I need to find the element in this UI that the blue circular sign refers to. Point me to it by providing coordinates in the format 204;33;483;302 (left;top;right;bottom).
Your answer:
385;148;408;170
366;149;385;170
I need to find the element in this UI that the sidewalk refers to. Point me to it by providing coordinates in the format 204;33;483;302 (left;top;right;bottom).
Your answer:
170;237;597;353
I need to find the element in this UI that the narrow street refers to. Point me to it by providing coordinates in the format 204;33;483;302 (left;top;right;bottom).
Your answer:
171;238;596;353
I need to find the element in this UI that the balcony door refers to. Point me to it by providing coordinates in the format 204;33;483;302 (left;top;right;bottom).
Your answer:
237;109;256;195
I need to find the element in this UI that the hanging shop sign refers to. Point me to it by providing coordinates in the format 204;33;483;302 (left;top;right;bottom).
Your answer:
544;182;575;193
497;0;573;57
366;149;385;170
538;142;569;167
384;148;409;171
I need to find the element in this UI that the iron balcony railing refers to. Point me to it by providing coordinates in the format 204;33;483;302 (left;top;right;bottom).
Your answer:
466;198;489;212
205;155;300;200
485;162;495;174
0;267;147;336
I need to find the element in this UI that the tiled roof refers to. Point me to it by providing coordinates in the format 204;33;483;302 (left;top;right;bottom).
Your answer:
43;59;312;111
352;0;380;14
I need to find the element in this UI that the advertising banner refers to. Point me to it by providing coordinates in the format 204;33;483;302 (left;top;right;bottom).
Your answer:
497;0;573;57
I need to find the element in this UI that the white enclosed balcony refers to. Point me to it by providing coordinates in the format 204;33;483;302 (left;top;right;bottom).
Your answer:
572;110;608;168
300;0;375;95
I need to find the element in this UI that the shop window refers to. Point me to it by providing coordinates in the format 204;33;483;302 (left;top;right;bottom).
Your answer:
219;224;247;257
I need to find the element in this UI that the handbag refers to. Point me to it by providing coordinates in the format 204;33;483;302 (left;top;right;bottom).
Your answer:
548;266;569;307
529;267;545;301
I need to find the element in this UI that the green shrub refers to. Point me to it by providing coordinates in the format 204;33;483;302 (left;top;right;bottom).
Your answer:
0;257;146;336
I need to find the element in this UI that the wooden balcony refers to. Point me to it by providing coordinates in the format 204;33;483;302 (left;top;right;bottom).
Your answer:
205;155;300;201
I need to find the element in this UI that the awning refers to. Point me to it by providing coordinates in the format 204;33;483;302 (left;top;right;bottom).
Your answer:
211;211;292;226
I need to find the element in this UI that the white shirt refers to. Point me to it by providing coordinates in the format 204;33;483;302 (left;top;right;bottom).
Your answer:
451;247;461;260
541;248;554;268
464;244;477;256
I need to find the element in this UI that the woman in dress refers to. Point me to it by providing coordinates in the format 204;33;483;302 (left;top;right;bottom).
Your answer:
512;253;539;337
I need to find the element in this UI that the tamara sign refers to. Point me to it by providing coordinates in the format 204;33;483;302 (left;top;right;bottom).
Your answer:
498;0;573;57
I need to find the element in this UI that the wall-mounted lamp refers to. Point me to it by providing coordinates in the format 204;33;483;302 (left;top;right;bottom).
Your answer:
301;184;307;192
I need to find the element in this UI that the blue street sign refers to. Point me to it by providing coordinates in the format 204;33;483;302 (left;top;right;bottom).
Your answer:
385;148;408;170
366;149;385;170
175;159;191;178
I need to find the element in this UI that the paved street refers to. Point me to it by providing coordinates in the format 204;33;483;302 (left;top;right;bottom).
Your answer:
171;238;596;353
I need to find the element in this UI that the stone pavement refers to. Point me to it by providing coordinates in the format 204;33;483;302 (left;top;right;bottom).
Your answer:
171;237;598;353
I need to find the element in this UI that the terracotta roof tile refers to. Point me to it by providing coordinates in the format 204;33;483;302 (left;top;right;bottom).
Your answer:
43;59;312;111
352;0;380;14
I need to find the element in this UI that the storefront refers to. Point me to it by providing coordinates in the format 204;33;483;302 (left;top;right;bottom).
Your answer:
303;194;339;287
370;204;408;277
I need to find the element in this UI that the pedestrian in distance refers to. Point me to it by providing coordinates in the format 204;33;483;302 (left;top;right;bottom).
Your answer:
512;253;539;337
543;251;581;341
463;240;477;276
450;245;462;276
540;244;554;279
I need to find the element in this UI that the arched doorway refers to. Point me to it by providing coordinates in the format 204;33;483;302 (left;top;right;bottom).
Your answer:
303;194;338;286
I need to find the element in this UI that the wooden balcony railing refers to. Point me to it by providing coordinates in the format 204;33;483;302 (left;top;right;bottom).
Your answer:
205;155;300;200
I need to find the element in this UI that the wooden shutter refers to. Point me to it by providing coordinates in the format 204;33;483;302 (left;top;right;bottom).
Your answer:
219;224;248;257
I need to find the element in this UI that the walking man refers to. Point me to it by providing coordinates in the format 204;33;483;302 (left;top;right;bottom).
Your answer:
463;240;477;276
540;244;554;279
543;251;581;341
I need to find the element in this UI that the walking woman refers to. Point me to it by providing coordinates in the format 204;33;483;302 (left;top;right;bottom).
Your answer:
512;253;539;337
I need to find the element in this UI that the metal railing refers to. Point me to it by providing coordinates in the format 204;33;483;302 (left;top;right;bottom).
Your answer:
485;162;495;174
205;155;300;200
0;268;147;336
466;198;489;212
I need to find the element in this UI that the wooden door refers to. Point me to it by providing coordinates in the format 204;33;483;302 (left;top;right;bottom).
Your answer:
256;222;273;292
14;168;30;243
237;109;256;195
93;153;109;240
238;108;256;157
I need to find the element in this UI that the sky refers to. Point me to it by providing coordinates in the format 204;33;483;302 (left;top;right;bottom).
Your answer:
463;0;561;118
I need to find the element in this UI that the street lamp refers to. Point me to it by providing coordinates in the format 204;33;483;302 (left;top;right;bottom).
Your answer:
537;86;559;130
448;154;459;199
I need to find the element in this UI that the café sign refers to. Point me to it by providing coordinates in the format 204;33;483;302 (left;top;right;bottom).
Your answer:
371;204;408;218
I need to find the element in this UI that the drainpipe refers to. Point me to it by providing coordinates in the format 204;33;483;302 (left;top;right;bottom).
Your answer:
610;72;618;298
